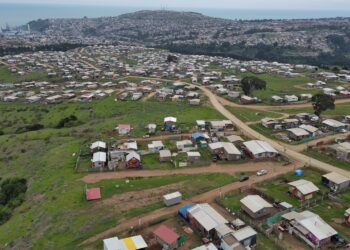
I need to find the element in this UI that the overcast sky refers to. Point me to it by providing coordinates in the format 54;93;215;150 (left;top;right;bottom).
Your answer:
1;0;350;10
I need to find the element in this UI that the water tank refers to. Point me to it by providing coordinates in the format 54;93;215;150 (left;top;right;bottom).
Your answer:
294;169;304;177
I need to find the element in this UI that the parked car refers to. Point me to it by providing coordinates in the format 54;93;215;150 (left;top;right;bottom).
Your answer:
212;155;218;162
256;169;268;176
239;175;249;182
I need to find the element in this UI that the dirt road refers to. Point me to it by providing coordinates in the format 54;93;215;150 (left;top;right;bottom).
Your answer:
82;161;297;183
200;86;350;178
217;94;350;111
80;164;293;246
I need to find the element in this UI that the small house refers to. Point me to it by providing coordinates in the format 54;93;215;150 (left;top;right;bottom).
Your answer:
286;128;310;141
322;119;347;132
164;116;177;130
147;123;157;134
232;226;257;249
209;142;242;161
271;95;283;103
187;203;228;237
288;211;337;248
148;141;165;152
226;135;244;146
187;151;201;162
240;95;257;104
282;118;299;129
243;140;278;159
328;142;350;162
284;95;298;103
90;141;107;153
240;195;273;219
117;124;131;135
299;124;319;137
176;140;195;152
126;151;141;168
103;235;147;250
288;179;319;200
196;120;206;130
159;149;172;162
261;118;279;129
153;225;179;250
92;152;107;169
322;172;350;192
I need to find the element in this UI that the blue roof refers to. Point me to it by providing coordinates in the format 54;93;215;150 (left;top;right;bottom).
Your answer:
178;204;194;215
192;133;204;139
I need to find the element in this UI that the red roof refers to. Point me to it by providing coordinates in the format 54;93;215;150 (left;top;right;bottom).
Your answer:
118;124;130;129
86;188;101;201
153;225;179;245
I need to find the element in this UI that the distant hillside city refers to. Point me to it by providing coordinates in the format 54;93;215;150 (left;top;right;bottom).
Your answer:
1;10;350;67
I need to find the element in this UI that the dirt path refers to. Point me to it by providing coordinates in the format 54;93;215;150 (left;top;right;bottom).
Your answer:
80;164;294;246
82;161;298;183
199;86;350;178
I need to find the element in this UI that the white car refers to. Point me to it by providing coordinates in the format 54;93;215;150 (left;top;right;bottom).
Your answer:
257;169;268;176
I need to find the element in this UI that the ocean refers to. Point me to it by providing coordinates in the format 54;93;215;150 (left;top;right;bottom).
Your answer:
1;3;350;28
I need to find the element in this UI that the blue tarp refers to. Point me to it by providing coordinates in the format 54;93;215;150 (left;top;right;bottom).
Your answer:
178;204;194;221
191;133;204;140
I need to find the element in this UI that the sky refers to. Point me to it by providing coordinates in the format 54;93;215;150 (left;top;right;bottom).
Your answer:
1;0;350;10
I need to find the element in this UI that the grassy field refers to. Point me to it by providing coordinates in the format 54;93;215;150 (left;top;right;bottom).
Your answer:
0;96;226;249
0;96;224;136
237;73;320;102
279;104;350;116
0;66;60;83
303;149;350;171
226;106;283;122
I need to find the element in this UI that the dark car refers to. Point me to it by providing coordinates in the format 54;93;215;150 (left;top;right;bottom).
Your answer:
239;175;249;182
212;155;218;162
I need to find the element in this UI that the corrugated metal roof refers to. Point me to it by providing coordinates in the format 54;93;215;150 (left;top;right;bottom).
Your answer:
288;179;319;195
153;225;179;245
243;140;278;155
297;212;337;240
323;172;350;184
232;226;257;241
188;203;228;232
240;195;273;213
92;152;106;162
163;191;182;200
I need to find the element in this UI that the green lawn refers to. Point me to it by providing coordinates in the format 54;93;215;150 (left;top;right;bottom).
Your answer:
226;106;283;122
303;149;350;171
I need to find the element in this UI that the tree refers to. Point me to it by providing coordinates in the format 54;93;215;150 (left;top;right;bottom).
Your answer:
311;93;335;116
241;76;267;95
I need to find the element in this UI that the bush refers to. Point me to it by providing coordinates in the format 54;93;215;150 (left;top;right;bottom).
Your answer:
0;206;12;225
56;115;78;128
0;178;27;225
